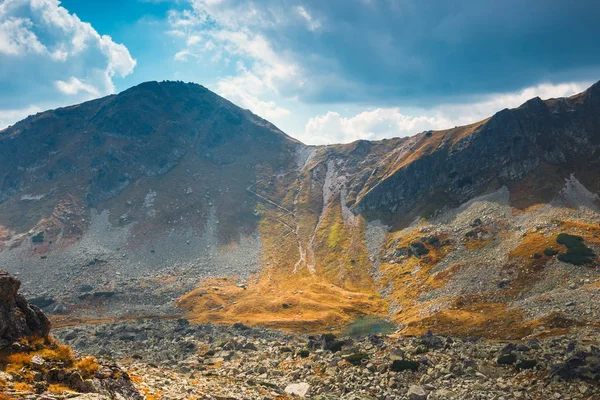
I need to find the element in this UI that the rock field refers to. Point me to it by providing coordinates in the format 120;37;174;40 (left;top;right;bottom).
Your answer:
54;319;600;400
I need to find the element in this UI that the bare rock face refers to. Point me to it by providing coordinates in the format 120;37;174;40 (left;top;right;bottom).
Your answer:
0;270;50;345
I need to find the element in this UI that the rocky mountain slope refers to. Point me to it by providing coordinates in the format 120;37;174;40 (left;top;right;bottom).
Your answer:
1;80;600;339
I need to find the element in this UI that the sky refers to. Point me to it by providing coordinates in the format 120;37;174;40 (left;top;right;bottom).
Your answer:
1;0;599;145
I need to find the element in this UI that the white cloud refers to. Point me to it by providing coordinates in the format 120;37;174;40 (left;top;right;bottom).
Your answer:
0;0;136;121
295;6;321;32
169;1;302;125
215;64;290;120
304;109;439;145
55;77;100;96
302;82;591;145
0;16;46;55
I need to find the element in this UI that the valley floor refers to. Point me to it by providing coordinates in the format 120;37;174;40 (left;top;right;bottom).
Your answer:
51;319;600;400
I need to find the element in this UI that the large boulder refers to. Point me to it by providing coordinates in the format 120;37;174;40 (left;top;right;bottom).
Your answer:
0;270;50;345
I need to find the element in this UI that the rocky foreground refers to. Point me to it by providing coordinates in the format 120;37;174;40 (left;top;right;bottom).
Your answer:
0;270;141;399
55;319;600;400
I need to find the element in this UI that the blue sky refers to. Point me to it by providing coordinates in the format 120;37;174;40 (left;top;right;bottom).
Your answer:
1;0;599;144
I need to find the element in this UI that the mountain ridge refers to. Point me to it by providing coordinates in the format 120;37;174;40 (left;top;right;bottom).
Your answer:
1;80;600;338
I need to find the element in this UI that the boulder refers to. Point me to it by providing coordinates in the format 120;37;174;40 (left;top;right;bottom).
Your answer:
285;382;311;397
550;348;600;381
408;385;429;400
0;270;50;345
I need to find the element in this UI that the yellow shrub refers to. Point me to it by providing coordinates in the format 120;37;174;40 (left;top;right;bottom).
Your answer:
75;356;100;378
48;384;73;394
12;382;32;392
5;352;33;367
39;344;75;364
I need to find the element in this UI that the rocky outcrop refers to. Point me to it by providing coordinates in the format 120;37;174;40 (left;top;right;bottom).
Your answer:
0;270;143;399
0;270;50;346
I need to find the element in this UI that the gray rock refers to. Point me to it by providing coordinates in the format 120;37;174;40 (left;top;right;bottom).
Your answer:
408;384;429;400
285;382;311;397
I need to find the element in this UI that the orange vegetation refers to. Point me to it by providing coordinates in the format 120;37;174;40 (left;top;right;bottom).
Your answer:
179;168;388;332
48;384;74;394
402;302;531;339
12;382;32;392
179;276;386;332
424;263;464;289
509;232;559;268
75;356;100;377
463;223;503;251
376;228;454;328
140;387;164;400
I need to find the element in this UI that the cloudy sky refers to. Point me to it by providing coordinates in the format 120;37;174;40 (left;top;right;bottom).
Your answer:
1;0;599;144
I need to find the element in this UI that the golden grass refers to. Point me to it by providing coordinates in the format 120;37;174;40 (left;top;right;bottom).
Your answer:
561;220;600;243
75;356;100;378
376;229;456;331
179;276;386;332
463;226;497;251
179;171;388;332
510;221;600;267
424;263;464;289
4;352;33;368
0;339;77;392
129;373;145;384
178;161;599;339
38;344;75;364
48;384;73;394
509;232;559;269
12;382;32;392
402;301;532;339
140;387;164;400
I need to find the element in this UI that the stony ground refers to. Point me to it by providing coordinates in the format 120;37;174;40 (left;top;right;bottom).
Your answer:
54;319;600;400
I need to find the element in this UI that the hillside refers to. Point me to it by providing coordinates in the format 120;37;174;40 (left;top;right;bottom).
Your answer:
1;80;600;339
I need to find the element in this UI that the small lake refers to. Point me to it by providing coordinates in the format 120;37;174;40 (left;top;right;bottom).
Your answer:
342;315;397;337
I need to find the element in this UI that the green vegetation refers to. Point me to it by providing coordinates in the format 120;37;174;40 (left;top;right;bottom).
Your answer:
425;236;440;246
322;333;336;343
497;353;517;365
31;231;45;244
345;353;369;366
329;340;345;353
543;248;559;257
515;359;537;370
390;359;419;372
414;346;429;355
556;233;595;265
298;350;310;358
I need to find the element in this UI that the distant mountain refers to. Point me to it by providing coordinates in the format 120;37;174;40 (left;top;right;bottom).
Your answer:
2;80;600;339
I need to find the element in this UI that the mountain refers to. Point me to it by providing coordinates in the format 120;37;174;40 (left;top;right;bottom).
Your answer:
1;80;600;339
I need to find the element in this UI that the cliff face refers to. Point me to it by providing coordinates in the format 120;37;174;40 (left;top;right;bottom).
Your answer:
0;270;50;345
352;82;600;220
1;80;600;337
